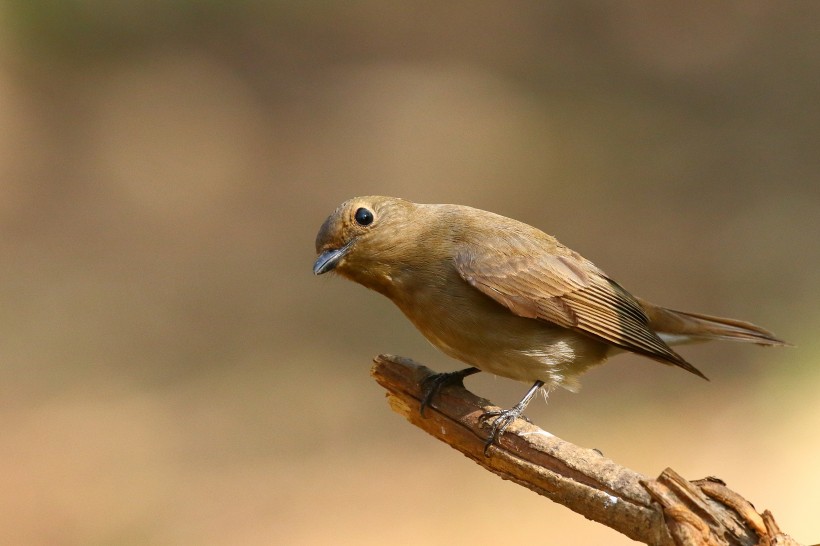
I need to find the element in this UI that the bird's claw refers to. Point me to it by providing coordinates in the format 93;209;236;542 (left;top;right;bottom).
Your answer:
478;405;527;456
419;374;451;417
419;367;478;417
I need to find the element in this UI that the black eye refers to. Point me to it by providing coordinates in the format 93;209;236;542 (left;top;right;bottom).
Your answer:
354;207;374;226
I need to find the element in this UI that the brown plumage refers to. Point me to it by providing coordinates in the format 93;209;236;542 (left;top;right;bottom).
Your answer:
314;196;786;451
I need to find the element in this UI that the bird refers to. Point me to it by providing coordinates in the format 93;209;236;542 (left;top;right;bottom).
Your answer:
313;196;786;454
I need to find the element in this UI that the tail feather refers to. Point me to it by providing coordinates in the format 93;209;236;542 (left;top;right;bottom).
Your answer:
637;298;788;347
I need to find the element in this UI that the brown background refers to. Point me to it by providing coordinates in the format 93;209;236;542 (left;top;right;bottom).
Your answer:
0;2;818;545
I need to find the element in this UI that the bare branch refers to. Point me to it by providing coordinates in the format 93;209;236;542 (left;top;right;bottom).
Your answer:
371;354;801;546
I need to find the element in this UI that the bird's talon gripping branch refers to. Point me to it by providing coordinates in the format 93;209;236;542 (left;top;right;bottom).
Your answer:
419;367;480;417
476;379;544;456
480;409;519;456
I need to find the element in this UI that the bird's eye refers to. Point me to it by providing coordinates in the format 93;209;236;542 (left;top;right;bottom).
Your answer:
354;207;374;226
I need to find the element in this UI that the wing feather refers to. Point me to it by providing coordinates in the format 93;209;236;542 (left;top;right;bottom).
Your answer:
455;243;707;379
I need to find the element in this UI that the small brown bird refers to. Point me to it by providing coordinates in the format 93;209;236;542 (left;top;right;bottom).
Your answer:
314;196;785;452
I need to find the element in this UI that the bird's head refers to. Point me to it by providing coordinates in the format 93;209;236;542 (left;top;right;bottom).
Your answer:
313;196;418;286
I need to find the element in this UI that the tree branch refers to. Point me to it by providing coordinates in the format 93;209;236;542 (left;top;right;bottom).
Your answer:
371;354;801;546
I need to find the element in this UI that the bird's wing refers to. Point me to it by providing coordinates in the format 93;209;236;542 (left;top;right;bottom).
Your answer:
454;244;706;378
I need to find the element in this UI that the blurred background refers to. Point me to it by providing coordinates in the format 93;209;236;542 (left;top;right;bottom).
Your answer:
0;2;817;544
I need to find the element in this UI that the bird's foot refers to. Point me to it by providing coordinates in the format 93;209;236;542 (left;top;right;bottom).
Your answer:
477;379;544;457
419;367;479;417
478;403;528;457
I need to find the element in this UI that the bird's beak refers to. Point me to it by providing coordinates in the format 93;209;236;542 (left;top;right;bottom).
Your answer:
313;241;352;275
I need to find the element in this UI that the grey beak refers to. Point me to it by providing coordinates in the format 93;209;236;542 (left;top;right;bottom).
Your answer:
313;242;351;275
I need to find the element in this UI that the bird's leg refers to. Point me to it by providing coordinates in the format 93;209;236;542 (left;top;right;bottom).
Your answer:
479;380;545;456
419;367;480;417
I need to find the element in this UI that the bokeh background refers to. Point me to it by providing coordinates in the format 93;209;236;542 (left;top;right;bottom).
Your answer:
0;2;818;545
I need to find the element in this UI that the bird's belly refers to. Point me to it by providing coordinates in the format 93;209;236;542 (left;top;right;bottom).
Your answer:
400;295;609;390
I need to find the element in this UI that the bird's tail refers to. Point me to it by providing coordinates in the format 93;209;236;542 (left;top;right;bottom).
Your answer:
637;298;788;347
